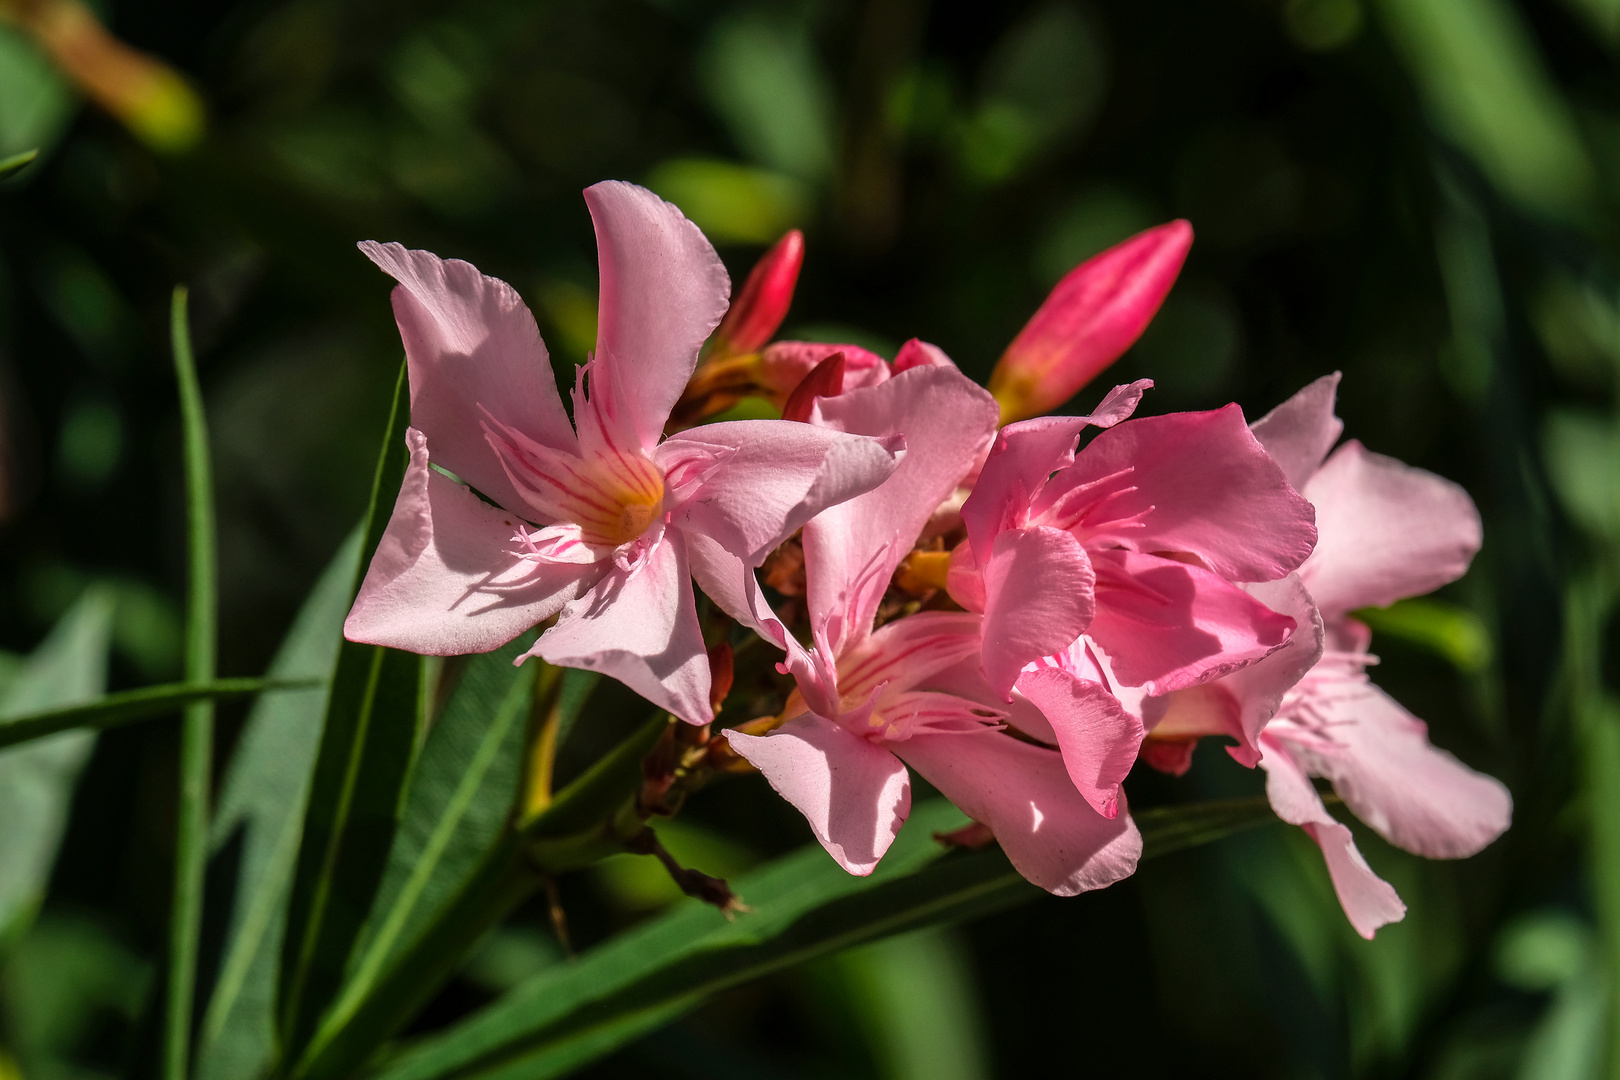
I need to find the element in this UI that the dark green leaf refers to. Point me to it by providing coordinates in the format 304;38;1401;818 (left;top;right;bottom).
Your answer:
299;640;541;1075
372;797;1279;1080
166;285;218;1080
278;363;428;1063
0;591;114;947
0;678;304;752
196;530;362;1080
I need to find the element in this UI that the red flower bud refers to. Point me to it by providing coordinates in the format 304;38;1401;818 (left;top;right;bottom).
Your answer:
710;229;805;359
990;220;1193;425
780;352;846;423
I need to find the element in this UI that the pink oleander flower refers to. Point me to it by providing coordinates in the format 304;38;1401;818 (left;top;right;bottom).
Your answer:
706;362;1143;894
988;221;1194;425
1157;374;1513;938
946;380;1319;802
343;182;903;724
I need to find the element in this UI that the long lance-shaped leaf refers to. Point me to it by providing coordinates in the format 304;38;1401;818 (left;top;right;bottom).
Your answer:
370;797;1281;1080
166;285;217;1080
0;149;39;179
195;531;363;1080
0;678;309;751
292;714;668;1080
0;591;114;948
277;363;426;1065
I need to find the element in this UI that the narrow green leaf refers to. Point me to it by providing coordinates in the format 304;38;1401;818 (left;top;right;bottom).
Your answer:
0;149;39;179
195;531;362;1080
166;284;217;1080
0;591;115;948
277;362;428;1064
292;710;667;1080
0;678;307;751
372;797;1279;1080
304;640;541;1070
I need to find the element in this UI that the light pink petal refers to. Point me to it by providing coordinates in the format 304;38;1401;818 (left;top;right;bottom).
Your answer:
1157;574;1324;767
659;420;904;564
583;181;731;454
804;367;999;651
980;527;1095;699
915;660;1057;744
891;338;957;373
1086;379;1154;428
726;715;911;876
1260;738;1406;939
683;532;788;647
1086;549;1297;695
1051;404;1317;582
1014;666;1145;819
896;731;1142;896
345;428;600;654
1250;373;1344;491
359;242;575;514
536;529;712;724
759;341;891;397
837;611;985;702
1278;674;1512;859
1301;440;1482;617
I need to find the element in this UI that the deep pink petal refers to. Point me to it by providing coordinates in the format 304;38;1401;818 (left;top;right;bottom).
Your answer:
359;242;575;514
583;181;731;454
803;367;999;652
1260;738;1406;939
1275;672;1512;859
1086;549;1297;695
1051;404;1317;582
659;420;904;564
1155;574;1325;767
990;220;1192;424
344;428;599;654
980;527;1095;698
536;529;712;724
896;731;1142;896
1250;373;1344;491
962;416;1087;558
726;715;911;876
1301;440;1482;617
1015;666;1145;818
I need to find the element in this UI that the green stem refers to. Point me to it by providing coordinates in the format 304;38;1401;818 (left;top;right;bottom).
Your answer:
164;286;217;1080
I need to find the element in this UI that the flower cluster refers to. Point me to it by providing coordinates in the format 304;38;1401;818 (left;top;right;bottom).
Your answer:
345;180;1510;937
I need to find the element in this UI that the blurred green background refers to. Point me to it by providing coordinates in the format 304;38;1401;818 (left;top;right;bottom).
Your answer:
0;0;1616;1076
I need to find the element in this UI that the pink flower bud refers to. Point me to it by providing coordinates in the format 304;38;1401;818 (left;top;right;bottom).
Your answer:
990;220;1193;425
709;229;805;359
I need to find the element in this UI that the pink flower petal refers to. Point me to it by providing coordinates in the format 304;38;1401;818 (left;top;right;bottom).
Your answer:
1250;373;1344;492
725;715;911;876
891;338;956;373
359;242;576;515
896;731;1142;896
1050;404;1318;582
345;428;599;654
660;420;904;564
583;181;731;454
1274;672;1512;859
1156;574;1324;767
1261;738;1406;939
979;526;1095;698
759;341;891;397
990;220;1192;424
1085;549;1297;695
1015;666;1145;819
1301;440;1482;618
836;611;984;703
536;528;712;724
803;366;999;653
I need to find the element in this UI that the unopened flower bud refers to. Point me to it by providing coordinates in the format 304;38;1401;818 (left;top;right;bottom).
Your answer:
708;229;804;359
990;220;1192;425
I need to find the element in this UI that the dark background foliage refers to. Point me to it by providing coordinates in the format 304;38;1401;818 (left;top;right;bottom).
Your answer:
0;0;1614;1076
